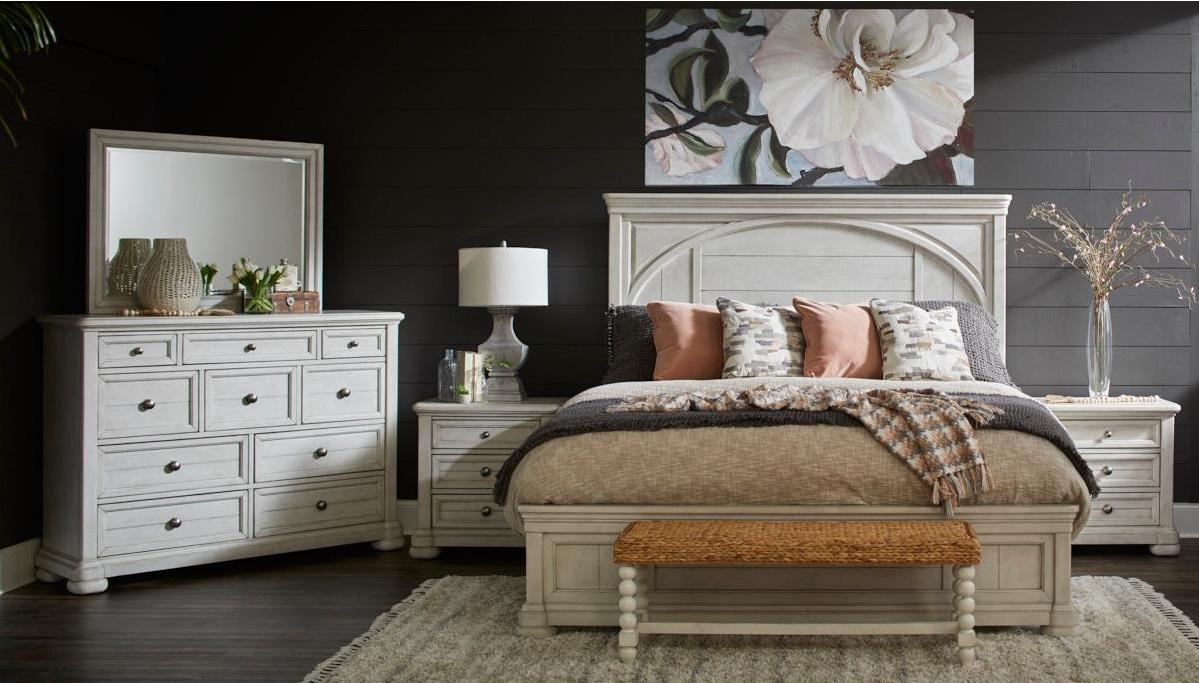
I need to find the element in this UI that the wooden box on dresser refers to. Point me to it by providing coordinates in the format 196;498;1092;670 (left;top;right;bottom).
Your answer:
409;398;564;558
1044;399;1181;555
35;311;405;594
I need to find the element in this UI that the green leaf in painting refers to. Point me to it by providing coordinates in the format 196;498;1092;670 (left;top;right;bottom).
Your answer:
768;128;790;177
678;130;724;157
715;9;751;32
672;9;709;26
645;9;677;32
738;126;766;185
648;101;677;126
698;32;729;107
668;47;711;108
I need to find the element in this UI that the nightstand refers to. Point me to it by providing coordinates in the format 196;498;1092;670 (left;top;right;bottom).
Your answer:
409;397;565;559
1043;398;1181;555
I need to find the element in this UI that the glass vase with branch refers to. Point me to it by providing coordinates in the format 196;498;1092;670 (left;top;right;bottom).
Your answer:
1012;187;1195;397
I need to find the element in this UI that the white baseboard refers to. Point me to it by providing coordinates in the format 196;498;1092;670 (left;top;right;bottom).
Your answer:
0;537;39;594
397;499;418;532
1175;504;1199;538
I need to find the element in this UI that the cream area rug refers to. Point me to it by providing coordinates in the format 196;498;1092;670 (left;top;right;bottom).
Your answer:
304;576;1199;683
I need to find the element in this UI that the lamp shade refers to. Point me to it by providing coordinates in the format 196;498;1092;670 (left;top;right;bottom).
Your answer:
458;243;548;307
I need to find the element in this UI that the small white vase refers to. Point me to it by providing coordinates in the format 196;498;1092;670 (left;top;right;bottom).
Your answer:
137;238;203;311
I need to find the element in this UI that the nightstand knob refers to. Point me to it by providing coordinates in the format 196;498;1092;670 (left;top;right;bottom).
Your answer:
479;431;491;440
314;447;329;458
1103;430;1114;439
337;388;352;399
243;393;258;405
1100;466;1113;476
480;506;493;517
166;517;183;530
347;340;360;349
130;346;144;356
1102;504;1114;515
165;460;182;473
316;500;328;511
480;466;492;477
139;399;156;411
245;343;257;352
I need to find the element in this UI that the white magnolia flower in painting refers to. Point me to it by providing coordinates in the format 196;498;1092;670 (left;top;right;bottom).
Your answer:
751;9;974;181
645;104;726;177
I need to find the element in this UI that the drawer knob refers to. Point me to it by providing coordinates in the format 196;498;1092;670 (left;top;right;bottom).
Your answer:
480;505;493;517
166;517;183;530
139;399;156;411
316;500;328;511
480;466;492;477
245;343;257;352
314;447;329;458
347;340;360;349
337;388;352;399
130;346;144;356
165;460;183;473
243;393;258;405
1100;465;1113;476
479;431;491;440
1102;504;1114;514
1103;430;1114;439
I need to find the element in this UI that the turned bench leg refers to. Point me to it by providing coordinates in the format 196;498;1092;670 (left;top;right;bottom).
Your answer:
953;565;977;664
617;566;639;664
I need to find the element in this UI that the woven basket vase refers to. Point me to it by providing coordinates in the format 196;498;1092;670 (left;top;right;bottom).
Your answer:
137;238;203;312
106;237;152;296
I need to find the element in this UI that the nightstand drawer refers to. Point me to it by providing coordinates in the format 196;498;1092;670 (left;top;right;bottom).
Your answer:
1083;452;1159;488
432;453;507;489
432;495;508;528
254;477;384;537
431;419;538;450
1062;419;1160;449
182;330;317;364
1088;492;1160;527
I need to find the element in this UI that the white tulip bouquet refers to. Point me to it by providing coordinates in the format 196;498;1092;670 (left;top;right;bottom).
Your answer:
228;258;285;313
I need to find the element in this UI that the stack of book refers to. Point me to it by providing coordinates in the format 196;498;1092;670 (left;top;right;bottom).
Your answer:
454;350;486;402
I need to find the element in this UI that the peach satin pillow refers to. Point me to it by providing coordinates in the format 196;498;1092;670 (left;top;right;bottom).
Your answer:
646;301;722;380
791;296;883;379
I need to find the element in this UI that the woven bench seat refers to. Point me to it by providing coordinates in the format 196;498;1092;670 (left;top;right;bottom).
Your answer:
613;520;982;567
612;519;982;666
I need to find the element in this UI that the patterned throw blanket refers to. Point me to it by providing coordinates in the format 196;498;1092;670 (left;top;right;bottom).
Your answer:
608;385;1000;509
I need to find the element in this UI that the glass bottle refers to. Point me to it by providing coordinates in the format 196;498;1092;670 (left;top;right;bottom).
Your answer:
438;349;458;402
1087;296;1112;398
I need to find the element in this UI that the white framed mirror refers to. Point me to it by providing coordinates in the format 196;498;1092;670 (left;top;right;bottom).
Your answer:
87;129;323;314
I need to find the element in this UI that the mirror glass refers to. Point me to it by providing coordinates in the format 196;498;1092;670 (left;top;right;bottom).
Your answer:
105;147;307;294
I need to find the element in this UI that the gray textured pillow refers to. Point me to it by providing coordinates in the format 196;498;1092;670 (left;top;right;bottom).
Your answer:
601;305;656;384
912;300;1014;386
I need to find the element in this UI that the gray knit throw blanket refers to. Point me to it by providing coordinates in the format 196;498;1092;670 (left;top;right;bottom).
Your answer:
609;385;1002;509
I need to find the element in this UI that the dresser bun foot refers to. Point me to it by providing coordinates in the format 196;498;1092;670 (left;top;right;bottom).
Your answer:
66;578;108;595
35;568;64;583
1150;543;1181;557
371;537;406;552
408;545;441;560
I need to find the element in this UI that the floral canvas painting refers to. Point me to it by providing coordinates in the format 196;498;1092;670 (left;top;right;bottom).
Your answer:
645;9;974;186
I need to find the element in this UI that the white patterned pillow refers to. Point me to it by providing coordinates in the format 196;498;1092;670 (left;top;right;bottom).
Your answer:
717;298;804;378
869;299;974;381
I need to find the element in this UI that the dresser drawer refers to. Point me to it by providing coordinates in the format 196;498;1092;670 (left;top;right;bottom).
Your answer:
253;478;384;537
182;330;317;364
1063;419;1160;449
322;327;386;359
1084;451;1160;489
432;453;507;490
204;367;298;431
98;333;177;369
255;426;385;482
302;363;385;423
431;419;538;451
99;436;248;498
98;372;199;440
432;494;508;529
1087;492;1160;527
98;491;248;556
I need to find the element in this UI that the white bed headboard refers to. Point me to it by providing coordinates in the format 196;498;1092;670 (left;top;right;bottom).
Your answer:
604;193;1012;343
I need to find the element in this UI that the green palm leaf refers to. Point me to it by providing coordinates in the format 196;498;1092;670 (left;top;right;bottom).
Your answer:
0;2;55;147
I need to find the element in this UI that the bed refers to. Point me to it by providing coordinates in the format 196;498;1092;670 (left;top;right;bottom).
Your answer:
508;193;1087;637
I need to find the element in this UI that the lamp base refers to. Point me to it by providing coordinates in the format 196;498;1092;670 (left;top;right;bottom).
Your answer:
484;367;527;402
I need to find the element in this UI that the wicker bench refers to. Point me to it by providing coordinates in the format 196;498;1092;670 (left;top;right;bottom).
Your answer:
613;520;982;665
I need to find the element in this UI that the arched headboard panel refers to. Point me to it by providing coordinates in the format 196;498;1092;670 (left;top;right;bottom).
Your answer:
604;193;1011;344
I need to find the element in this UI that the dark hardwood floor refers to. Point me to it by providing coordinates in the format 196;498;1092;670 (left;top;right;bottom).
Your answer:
1;541;1196;682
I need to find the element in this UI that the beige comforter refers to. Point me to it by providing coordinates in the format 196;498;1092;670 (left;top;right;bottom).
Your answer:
504;378;1092;535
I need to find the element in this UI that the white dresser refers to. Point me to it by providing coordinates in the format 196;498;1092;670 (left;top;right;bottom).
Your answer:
1044;399;1181;555
36;311;405;594
409;398;563;558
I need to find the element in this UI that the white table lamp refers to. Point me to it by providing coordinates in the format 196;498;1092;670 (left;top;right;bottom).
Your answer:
459;241;548;401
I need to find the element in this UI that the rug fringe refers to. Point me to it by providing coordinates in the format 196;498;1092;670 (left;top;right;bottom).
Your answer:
1124;576;1199;649
301;577;441;683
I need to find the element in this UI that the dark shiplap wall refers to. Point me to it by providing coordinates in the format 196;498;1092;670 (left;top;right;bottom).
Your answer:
0;4;1197;545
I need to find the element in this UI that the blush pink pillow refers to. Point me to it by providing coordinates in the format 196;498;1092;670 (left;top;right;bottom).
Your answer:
791;296;883;379
646;301;722;380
